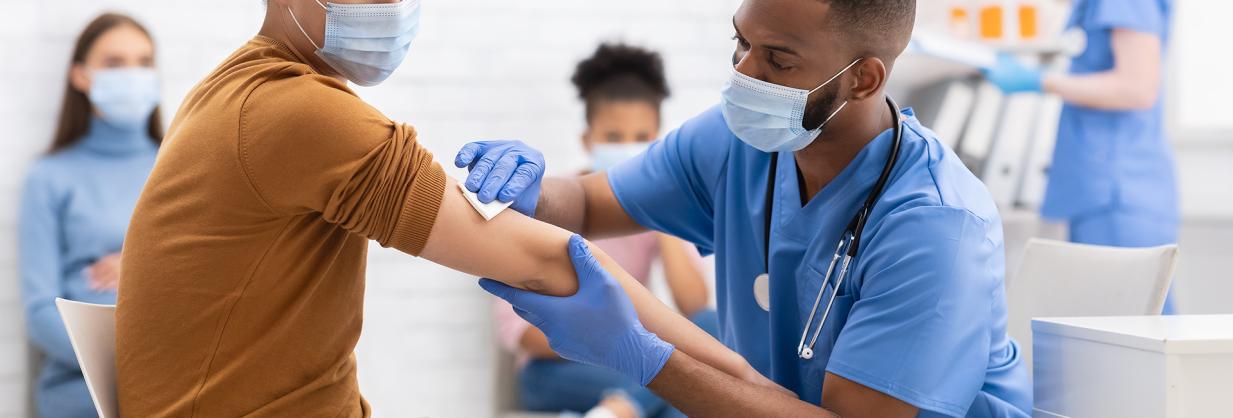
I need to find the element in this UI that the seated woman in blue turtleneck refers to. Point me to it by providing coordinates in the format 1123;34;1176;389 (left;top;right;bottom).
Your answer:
18;13;162;418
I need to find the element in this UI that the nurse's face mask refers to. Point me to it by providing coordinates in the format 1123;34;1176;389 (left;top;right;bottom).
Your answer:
286;0;421;87
721;58;862;153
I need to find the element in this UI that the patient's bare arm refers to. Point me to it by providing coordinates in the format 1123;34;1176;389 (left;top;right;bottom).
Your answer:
419;177;768;387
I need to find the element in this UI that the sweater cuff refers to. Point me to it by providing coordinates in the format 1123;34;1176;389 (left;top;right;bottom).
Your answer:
388;159;447;256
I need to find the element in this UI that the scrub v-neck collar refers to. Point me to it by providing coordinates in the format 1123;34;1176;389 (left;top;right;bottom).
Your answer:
771;124;899;242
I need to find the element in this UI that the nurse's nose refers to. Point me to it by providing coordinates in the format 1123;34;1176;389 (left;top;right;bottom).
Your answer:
732;49;765;81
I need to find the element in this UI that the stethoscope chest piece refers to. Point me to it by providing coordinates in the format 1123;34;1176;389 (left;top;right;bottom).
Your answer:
753;273;771;312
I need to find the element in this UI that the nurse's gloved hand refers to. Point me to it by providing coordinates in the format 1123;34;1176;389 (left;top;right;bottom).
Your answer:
982;53;1044;94
479;235;675;386
454;140;545;216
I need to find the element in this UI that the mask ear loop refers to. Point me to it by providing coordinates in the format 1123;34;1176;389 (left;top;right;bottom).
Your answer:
817;101;849;128
287;0;329;51
808;58;863;95
806;58;863;132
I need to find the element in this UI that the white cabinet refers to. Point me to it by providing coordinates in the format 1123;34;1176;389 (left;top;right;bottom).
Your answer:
1032;315;1233;418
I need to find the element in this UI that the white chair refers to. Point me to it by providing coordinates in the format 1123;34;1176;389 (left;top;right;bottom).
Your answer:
1005;238;1179;374
55;298;118;418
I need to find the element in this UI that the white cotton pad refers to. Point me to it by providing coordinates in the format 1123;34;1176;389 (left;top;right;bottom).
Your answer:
458;183;514;221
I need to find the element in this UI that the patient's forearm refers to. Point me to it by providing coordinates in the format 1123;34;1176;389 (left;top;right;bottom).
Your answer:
420;177;579;296
421;177;759;382
587;241;759;384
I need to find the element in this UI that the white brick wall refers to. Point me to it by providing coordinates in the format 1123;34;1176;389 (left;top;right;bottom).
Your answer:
0;1;741;417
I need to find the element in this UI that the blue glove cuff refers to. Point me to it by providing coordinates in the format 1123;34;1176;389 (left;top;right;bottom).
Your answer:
631;329;675;386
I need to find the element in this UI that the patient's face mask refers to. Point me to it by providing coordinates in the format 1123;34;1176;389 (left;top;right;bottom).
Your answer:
720;59;861;153
590;142;649;172
287;0;421;87
89;68;161;128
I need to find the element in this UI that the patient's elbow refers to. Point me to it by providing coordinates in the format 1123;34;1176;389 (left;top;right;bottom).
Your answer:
519;278;576;297
524;246;581;297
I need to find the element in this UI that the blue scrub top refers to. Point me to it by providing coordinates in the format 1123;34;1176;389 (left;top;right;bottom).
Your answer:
1041;0;1178;221
609;106;1031;417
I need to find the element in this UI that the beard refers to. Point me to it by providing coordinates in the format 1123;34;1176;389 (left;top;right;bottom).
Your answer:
801;80;842;133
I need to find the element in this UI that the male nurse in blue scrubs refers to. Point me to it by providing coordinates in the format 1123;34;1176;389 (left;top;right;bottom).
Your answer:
985;0;1179;313
461;0;1031;416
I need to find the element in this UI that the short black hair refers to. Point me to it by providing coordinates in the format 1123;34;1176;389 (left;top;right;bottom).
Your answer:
819;0;916;61
571;43;670;121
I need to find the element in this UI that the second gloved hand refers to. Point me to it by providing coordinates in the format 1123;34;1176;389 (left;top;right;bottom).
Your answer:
479;235;676;386
982;53;1044;94
454;140;545;216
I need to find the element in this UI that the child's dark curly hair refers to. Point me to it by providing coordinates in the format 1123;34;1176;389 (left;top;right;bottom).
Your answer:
571;43;670;121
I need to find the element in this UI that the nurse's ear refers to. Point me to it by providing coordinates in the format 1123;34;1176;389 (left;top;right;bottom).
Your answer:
846;57;887;102
69;63;91;95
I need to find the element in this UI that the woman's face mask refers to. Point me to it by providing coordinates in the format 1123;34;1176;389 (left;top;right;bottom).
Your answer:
89;67;161;128
287;0;421;87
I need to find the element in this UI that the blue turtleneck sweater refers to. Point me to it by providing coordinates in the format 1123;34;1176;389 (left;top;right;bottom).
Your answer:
19;117;158;418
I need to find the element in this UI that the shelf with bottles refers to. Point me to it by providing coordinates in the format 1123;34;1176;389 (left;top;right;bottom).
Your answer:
928;0;1074;54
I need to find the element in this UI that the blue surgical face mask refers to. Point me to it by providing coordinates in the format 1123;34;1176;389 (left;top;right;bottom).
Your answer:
288;0;421;87
720;59;861;153
89;68;161;129
590;142;649;172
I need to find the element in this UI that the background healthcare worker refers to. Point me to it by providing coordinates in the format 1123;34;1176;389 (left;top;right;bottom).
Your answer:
18;13;162;418
984;0;1179;313
494;42;716;418
458;0;1032;416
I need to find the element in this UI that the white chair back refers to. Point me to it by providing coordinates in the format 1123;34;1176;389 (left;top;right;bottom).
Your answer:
1005;239;1178;373
55;298;118;418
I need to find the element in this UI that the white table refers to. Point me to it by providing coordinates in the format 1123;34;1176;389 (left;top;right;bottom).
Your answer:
1032;315;1233;418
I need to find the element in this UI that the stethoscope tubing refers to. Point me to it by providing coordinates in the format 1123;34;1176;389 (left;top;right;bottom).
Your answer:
763;96;905;360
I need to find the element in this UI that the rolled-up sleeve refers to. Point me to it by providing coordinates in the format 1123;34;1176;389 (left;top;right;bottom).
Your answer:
239;76;446;255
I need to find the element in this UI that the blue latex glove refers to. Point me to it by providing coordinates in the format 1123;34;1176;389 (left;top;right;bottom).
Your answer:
982;53;1044;94
454;140;545;216
479;235;676;386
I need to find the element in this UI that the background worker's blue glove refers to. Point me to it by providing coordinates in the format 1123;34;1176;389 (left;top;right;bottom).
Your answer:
479;235;676;386
982;53;1044;94
454;140;545;216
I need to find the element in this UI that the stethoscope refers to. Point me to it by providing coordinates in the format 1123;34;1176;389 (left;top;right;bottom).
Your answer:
758;96;903;360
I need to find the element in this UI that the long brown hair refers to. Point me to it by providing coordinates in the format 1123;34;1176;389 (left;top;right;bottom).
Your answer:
49;13;163;154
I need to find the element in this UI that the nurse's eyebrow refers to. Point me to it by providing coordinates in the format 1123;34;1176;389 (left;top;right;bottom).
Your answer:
732;17;746;42
732;17;801;57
